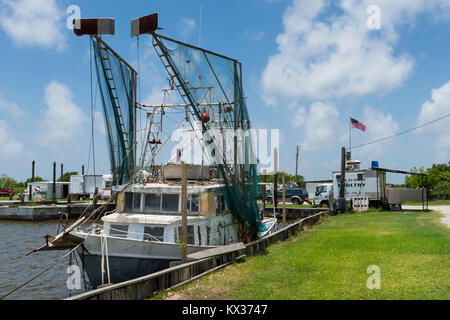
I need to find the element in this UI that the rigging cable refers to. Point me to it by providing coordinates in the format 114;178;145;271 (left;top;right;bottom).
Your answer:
87;36;98;185
352;113;450;150
137;35;145;165
0;243;83;300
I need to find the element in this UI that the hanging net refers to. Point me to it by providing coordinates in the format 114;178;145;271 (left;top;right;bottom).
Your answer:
92;36;137;186
152;35;263;239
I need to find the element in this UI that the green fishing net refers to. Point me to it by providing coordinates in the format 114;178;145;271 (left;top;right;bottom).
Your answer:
152;35;263;238
92;36;136;186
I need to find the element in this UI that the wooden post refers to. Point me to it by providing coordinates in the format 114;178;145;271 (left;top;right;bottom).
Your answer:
82;165;85;175
282;173;286;228
53;161;56;203
339;147;346;212
94;187;99;206
181;162;188;263
262;169;267;220
295;146;300;187
273;148;278;219
29;160;35;202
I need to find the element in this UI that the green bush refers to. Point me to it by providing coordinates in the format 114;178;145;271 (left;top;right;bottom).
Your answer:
405;162;450;200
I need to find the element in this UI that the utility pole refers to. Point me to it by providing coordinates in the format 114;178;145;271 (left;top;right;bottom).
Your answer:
295;146;300;187
60;164;64;180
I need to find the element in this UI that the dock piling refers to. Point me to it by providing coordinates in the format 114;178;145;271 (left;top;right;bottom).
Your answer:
181;163;188;262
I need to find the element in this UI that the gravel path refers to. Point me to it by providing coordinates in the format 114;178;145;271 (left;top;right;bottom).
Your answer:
402;205;450;229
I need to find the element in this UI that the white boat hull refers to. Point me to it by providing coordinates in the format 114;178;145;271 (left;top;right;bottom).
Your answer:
73;232;212;288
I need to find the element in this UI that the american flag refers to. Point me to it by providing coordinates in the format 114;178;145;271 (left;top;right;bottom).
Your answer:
351;118;366;132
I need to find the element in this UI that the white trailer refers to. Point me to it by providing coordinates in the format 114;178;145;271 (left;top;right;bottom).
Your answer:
314;163;429;210
69;175;106;199
332;169;386;204
313;160;387;208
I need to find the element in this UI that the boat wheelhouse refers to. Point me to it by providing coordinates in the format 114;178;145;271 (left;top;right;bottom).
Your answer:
70;178;246;288
102;182;238;246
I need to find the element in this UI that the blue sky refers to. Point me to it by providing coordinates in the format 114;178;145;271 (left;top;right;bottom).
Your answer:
0;0;449;185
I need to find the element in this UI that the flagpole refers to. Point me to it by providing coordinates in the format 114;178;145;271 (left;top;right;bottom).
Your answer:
349;117;352;154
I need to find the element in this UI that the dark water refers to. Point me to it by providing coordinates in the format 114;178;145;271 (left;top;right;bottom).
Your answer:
0;220;87;300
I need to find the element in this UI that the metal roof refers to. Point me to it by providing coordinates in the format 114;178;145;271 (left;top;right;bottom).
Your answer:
374;167;429;176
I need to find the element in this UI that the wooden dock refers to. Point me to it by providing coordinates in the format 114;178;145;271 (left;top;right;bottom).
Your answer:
262;207;325;220
66;210;326;300
0;203;115;221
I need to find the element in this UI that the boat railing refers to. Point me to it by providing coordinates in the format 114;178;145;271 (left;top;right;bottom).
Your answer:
103;225;162;242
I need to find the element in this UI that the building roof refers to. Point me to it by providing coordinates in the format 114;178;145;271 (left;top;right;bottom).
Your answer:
102;213;207;225
374;167;429;176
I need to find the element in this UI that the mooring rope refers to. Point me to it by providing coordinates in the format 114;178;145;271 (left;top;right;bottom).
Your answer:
0;243;83;300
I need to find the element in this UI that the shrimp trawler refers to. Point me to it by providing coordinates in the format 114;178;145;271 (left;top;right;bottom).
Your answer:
30;13;276;289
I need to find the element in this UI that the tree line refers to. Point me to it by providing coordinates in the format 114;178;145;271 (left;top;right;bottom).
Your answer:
257;172;305;187
404;162;450;200
0;172;78;193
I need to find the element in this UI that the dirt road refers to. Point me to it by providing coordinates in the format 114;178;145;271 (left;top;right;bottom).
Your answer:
403;205;450;229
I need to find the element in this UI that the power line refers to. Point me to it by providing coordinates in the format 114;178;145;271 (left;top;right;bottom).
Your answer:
352;113;450;149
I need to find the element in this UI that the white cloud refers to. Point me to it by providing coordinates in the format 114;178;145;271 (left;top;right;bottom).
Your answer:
261;0;450;104
0;93;25;118
94;111;105;136
0;120;24;156
417;81;450;153
0;0;66;51
39;81;87;145
291;101;339;151
177;18;196;39
356;105;400;156
244;29;266;41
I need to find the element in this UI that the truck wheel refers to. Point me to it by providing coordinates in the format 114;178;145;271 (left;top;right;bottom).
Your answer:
321;202;329;209
292;198;301;205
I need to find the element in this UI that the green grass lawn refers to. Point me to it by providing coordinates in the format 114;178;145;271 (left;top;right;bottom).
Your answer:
0;196;20;201
403;200;450;206
155;210;450;300
263;203;313;209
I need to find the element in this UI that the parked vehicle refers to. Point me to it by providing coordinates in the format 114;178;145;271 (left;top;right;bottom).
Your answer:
266;187;308;205
313;160;386;209
313;183;333;208
0;188;14;197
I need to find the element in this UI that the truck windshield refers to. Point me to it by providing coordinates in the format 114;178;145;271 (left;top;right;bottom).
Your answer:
316;186;327;194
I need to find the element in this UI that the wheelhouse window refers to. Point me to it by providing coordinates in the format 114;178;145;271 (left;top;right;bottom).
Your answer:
133;193;141;212
162;194;179;212
144;226;164;242
215;194;225;214
177;225;195;245
188;194;200;213
124;193;133;211
144;194;161;212
109;224;128;238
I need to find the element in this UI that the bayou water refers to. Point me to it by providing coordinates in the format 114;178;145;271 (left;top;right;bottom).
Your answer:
0;220;87;300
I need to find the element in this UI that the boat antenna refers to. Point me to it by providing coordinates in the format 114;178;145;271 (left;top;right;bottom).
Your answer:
199;4;202;87
199;4;202;48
